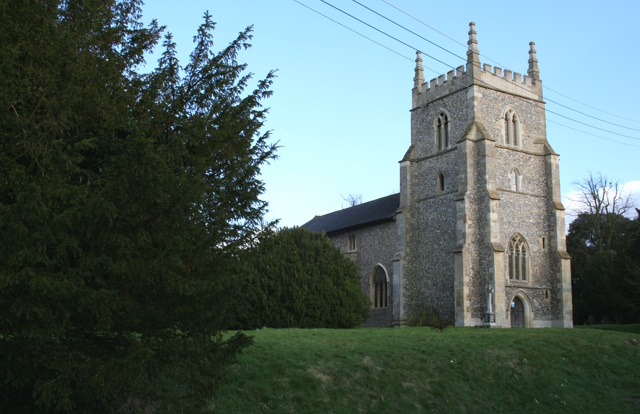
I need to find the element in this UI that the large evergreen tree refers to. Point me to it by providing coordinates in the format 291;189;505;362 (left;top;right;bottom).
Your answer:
235;227;370;329
0;1;276;412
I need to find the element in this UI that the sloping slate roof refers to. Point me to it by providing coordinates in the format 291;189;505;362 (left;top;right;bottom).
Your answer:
301;193;400;235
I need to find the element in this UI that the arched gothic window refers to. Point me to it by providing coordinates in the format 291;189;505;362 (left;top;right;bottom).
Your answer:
510;168;521;192
371;266;388;308
438;172;445;192
508;234;529;281
436;112;449;151
504;109;521;146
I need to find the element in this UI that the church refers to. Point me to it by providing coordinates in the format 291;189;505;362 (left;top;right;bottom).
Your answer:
302;23;573;328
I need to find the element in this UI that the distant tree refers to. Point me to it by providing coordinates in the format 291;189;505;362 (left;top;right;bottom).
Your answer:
0;1;275;412
235;227;370;329
568;173;639;324
341;193;363;208
570;172;634;251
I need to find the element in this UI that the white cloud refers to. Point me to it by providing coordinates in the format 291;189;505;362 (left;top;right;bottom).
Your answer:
562;190;584;220
623;180;640;211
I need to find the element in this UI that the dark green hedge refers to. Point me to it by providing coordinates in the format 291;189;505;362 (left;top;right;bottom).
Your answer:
235;227;369;328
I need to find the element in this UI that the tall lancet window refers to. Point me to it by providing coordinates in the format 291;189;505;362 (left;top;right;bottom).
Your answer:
508;234;529;282
436;112;449;151
510;168;521;192
371;266;388;308
504;108;521;146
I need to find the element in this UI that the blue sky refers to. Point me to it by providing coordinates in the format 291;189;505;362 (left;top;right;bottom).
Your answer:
141;0;640;228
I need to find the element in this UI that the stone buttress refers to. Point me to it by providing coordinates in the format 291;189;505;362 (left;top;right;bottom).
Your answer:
396;23;572;328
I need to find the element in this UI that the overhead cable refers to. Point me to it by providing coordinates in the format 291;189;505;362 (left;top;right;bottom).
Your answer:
380;0;640;126
292;0;640;146
318;0;640;141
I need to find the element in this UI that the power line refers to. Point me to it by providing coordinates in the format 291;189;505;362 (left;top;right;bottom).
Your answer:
351;0;465;62
292;0;453;81
367;0;640;134
316;0;467;77
546;119;640;148
380;0;466;48
379;0;512;70
545;109;640;141
544;96;640;132
316;0;640;142
318;0;415;51
379;0;640;127
294;0;640;145
543;86;640;125
292;0;412;62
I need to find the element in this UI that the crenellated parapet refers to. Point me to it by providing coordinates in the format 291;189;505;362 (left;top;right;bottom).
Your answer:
412;64;468;108
471;62;542;100
412;23;544;109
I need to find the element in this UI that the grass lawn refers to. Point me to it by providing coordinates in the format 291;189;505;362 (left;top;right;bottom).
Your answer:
211;326;640;413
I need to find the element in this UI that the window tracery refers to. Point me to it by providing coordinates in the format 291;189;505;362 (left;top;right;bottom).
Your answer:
504;108;521;146
508;234;529;282
435;112;449;151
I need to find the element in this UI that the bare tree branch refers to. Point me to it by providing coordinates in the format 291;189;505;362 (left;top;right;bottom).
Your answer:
341;193;362;209
572;172;636;250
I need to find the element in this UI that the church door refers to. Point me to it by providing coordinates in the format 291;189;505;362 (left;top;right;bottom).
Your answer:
511;297;525;328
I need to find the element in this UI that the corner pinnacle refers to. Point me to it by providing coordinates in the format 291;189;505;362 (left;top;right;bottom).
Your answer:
528;41;540;80
467;22;480;65
414;51;425;89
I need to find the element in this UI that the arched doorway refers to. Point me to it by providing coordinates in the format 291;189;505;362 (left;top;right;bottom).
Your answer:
511;297;525;328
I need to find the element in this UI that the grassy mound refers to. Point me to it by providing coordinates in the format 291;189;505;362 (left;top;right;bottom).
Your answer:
211;326;640;413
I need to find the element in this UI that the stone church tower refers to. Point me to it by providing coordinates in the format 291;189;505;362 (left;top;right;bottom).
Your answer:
304;23;572;328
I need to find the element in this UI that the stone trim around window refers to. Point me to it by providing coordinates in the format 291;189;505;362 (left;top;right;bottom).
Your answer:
371;264;389;308
507;233;530;282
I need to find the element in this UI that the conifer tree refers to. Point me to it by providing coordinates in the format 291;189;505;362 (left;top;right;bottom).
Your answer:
0;1;276;411
236;227;370;329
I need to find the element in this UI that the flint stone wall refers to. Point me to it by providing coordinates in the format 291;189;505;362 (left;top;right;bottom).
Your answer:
329;220;397;327
475;87;546;150
403;89;466;321
410;89;468;156
404;190;457;321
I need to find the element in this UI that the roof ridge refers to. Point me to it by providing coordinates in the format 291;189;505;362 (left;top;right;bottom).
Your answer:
301;193;400;235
